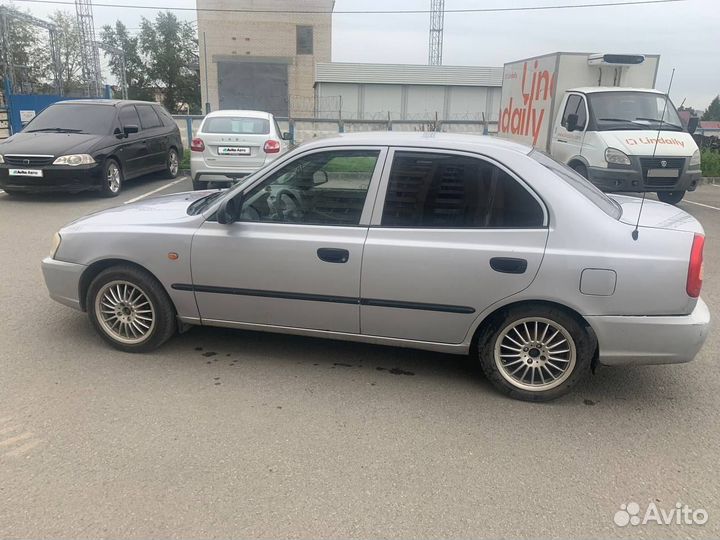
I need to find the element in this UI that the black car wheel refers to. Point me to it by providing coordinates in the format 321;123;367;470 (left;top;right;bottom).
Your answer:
100;159;123;198
166;148;180;179
657;191;685;205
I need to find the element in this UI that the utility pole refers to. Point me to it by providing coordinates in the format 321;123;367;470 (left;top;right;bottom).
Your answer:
95;41;128;99
75;0;102;97
428;0;445;66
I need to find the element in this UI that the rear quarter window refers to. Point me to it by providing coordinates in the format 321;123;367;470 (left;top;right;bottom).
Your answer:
530;150;621;219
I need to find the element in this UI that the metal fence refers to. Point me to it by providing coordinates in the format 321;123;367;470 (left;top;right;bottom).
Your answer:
171;115;498;149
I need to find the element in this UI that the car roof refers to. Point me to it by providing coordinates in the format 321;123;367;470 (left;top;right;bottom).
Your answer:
205;110;273;119
53;99;163;107
569;87;665;95
298;131;533;155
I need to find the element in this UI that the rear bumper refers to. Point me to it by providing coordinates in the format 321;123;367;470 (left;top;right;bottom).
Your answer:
587;160;701;193
588;298;710;366
42;257;86;310
0;163;104;193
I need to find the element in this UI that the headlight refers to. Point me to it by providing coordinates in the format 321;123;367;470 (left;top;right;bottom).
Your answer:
53;154;95;166
50;232;62;259
689;149;701;168
0;154;4;164
605;147;631;166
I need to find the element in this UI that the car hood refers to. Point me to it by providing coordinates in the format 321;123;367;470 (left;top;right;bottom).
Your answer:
599;130;697;157
0;131;102;156
611;194;704;234
64;190;215;231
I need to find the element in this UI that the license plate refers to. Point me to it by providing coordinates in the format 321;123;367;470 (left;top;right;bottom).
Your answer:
647;168;679;178
218;146;250;156
9;168;43;177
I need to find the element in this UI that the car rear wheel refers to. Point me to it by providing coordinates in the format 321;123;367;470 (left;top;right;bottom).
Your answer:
86;265;176;352
657;191;685;205
100;159;123;197
477;305;594;401
570;162;588;178
166;148;180;179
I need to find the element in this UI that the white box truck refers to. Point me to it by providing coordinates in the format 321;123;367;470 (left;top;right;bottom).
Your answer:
497;52;701;204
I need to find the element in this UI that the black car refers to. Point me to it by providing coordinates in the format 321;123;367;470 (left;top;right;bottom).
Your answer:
0;99;183;197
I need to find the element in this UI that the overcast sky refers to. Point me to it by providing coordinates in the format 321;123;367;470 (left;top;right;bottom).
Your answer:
5;0;719;109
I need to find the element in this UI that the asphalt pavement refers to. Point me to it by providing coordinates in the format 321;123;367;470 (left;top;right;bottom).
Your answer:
1;175;719;539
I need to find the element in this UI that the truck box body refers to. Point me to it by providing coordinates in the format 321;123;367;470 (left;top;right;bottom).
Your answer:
498;52;659;151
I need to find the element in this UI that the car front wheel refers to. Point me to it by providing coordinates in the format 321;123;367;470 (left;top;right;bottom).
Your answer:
477;305;595;401
657;191;685;205
86;265;176;352
100;159;123;197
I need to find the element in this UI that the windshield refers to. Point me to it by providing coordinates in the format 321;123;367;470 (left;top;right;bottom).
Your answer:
24;103;116;135
589;91;683;131
530;150;622;219
202;117;270;135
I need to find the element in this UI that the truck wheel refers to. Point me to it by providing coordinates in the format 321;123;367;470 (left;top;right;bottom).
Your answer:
571;162;588;178
657;191;685;205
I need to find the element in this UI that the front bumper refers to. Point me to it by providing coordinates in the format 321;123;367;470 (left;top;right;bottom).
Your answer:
587;298;710;366
41;257;86;310
588;157;701;193
0;163;104;193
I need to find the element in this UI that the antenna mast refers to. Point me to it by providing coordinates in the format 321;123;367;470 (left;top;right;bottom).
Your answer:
76;0;102;97
428;0;445;66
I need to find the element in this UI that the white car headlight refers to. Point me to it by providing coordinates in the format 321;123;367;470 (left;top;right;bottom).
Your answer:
50;232;62;259
689;149;701;168
53;154;96;166
605;147;631;166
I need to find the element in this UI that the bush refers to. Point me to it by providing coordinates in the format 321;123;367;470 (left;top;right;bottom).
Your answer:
701;149;720;177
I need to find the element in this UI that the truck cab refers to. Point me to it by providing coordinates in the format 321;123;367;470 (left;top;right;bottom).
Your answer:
550;87;701;204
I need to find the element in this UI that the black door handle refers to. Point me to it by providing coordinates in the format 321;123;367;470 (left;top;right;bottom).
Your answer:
317;248;349;264
490;257;528;274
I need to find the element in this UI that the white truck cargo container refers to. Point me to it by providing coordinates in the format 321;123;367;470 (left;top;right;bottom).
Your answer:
498;52;701;204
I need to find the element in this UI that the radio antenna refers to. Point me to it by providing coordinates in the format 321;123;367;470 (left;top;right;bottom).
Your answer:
632;67;675;241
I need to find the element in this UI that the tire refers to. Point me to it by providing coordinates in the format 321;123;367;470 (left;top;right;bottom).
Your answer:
657;191;685;205
476;304;595;402
570;162;588;178
165;147;180;179
86;265;176;353
192;179;208;191
100;159;123;197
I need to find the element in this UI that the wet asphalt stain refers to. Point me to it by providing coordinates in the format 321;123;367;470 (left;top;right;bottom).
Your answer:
202;351;217;358
376;367;415;376
583;399;596;406
195;347;203;351
333;362;353;368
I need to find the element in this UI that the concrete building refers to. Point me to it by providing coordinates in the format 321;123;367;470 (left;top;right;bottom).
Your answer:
197;0;334;117
314;63;504;126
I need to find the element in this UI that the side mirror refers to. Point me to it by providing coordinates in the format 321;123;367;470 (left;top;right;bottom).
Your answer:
687;116;699;135
313;170;329;186
566;114;578;132
123;124;139;136
282;131;292;141
216;194;243;225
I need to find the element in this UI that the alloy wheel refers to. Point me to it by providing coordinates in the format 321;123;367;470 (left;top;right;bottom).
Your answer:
95;280;156;344
169;150;179;176
493;317;577;392
107;162;121;193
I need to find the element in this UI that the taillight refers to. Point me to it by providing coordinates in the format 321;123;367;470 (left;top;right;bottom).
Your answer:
264;140;281;154
687;233;705;298
191;138;205;152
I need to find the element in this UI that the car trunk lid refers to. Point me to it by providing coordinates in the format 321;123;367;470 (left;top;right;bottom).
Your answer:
201;133;268;168
611;194;704;234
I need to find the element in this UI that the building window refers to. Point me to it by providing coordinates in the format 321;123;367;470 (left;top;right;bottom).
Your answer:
296;26;314;55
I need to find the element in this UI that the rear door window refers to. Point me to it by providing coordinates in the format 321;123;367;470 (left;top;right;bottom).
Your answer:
136;105;162;129
380;151;545;228
203;117;270;135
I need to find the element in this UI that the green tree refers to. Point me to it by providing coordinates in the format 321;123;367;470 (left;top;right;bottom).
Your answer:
702;96;720;121
138;11;199;113
100;20;153;101
46;11;83;94
0;6;44;90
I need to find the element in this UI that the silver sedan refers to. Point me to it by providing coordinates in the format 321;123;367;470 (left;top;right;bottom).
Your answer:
42;132;710;401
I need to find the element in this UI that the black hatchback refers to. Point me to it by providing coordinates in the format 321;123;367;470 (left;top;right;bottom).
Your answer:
0;100;183;197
